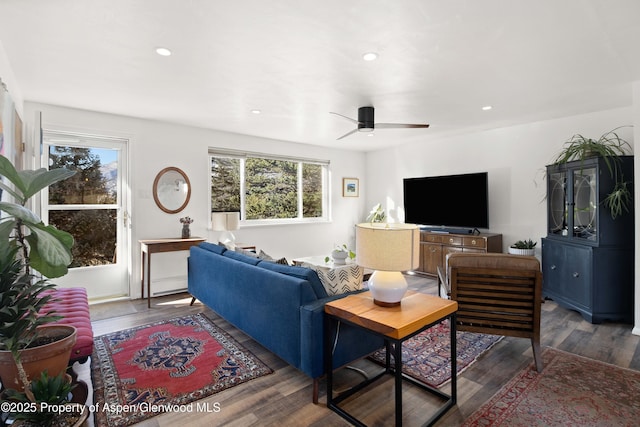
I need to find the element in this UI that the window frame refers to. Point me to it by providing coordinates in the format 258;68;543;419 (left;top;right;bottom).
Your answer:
209;148;331;226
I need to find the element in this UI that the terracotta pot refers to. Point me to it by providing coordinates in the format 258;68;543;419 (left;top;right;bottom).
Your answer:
0;324;77;391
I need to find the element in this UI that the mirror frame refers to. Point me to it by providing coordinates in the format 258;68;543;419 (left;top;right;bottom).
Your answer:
152;167;192;214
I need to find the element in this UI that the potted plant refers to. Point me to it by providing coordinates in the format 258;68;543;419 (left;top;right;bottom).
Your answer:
508;239;537;256
365;203;386;223
2;370;89;426
552;126;633;219
0;154;77;398
326;244;356;265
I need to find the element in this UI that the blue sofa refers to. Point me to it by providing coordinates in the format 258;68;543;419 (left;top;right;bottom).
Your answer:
187;242;384;403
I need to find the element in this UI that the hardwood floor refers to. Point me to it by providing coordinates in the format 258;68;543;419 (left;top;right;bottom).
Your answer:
80;274;640;426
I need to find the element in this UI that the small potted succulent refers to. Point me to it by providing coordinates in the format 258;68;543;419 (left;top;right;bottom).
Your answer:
2;370;89;426
508;239;537;256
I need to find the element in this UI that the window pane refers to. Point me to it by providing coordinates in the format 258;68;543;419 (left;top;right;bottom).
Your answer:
48;209;117;267
245;158;297;219
211;157;240;212
302;163;323;218
48;146;117;204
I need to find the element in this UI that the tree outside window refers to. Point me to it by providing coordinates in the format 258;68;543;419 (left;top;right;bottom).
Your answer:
210;154;326;222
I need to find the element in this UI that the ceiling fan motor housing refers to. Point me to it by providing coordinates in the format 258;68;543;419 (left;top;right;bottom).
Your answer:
358;106;375;131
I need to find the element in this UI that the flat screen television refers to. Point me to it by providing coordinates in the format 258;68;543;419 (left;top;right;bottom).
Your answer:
403;172;489;232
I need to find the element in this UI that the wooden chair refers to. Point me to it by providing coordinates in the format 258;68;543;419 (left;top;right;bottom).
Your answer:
437;252;543;372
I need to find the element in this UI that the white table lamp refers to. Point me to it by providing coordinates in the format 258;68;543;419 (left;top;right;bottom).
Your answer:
212;212;240;247
356;222;420;307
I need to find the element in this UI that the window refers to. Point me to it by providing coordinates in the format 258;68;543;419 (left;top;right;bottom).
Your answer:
210;150;329;224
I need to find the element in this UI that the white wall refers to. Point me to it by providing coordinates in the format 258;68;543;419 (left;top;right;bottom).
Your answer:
22;102;368;298
0;40;22;117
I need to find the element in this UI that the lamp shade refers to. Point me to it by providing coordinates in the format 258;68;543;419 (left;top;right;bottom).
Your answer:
355;223;420;271
211;211;240;231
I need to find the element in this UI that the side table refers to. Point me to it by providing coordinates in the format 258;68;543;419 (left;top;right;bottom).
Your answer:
139;237;205;308
325;291;458;426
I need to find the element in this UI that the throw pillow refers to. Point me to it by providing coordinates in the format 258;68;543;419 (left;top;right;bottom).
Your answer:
233;245;259;258
257;249;289;265
314;264;364;296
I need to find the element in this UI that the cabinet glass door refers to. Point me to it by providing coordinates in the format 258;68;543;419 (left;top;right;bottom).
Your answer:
572;167;597;240
548;170;567;236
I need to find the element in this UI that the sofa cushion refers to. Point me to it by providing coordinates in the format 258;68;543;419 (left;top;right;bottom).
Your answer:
198;242;227;255
313;264;364;296
223;249;262;265
257;261;327;299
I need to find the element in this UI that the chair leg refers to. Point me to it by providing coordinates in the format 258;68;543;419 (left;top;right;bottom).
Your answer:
531;336;543;373
312;377;319;404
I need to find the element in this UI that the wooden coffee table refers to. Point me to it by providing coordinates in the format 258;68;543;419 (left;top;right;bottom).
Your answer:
324;291;458;426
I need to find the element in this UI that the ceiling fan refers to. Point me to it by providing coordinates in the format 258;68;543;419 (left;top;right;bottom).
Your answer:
330;106;429;140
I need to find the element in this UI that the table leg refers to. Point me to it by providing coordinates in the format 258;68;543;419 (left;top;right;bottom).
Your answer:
140;249;146;304
450;313;457;404
146;250;152;308
325;313;337;413
394;340;403;426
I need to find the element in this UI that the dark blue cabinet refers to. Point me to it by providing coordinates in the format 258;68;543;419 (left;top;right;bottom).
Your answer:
542;156;634;323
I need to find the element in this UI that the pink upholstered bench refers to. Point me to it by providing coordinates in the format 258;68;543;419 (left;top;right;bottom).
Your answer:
41;287;94;364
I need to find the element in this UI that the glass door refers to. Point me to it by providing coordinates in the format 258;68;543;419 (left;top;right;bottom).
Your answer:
572;167;597;241
547;170;567;237
42;132;129;300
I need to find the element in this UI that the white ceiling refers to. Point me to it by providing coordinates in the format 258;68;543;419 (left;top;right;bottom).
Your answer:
1;0;640;152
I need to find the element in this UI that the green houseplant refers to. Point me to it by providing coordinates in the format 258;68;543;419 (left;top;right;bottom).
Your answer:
325;244;356;264
508;239;537;256
552;126;633;219
2;370;89;426
0;154;76;400
365;203;386;223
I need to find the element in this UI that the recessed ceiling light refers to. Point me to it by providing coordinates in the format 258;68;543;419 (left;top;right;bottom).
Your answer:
251;109;261;114
482;105;493;111
155;47;172;56
362;52;378;61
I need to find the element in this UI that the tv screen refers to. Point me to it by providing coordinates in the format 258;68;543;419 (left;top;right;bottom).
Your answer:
403;172;489;230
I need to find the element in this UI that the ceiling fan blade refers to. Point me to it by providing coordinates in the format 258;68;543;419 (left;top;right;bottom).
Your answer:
375;123;430;129
330;112;359;124
336;128;359;140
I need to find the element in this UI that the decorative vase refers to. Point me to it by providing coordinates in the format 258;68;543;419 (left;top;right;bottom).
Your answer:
331;250;348;264
182;224;191;239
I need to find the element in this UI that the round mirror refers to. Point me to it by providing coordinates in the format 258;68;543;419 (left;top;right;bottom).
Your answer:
153;167;191;214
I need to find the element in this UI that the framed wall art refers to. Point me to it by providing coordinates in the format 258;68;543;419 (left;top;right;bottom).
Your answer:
342;177;359;197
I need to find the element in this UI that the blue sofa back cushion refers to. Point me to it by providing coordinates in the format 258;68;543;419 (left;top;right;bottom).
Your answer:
257;261;327;299
199;242;227;255
223;249;262;265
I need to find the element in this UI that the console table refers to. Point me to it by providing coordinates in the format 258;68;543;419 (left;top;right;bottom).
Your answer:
325;291;458;426
139;237;205;308
417;230;502;276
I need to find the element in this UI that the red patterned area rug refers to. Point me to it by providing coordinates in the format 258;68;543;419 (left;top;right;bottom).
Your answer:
91;313;272;426
369;319;503;388
462;347;640;426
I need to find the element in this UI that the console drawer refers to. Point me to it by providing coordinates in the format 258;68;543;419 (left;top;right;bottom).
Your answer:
463;237;486;249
